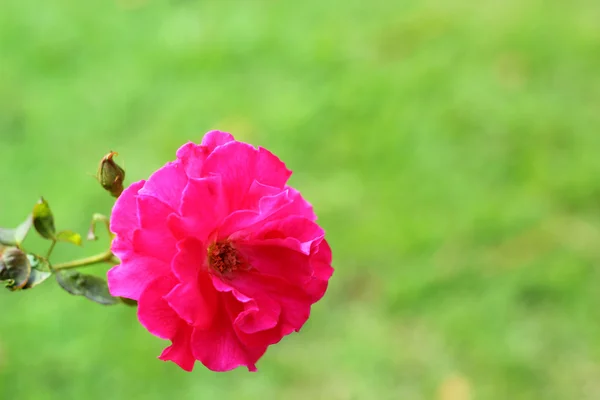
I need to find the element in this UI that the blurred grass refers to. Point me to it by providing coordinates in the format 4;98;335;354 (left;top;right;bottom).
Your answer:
2;0;600;398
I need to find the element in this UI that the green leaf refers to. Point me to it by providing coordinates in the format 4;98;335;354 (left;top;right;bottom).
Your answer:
33;198;56;240
0;248;32;291
22;254;52;289
56;230;83;246
55;270;120;305
55;270;85;295
0;215;33;246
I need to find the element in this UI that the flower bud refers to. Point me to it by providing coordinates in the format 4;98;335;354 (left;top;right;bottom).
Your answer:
97;151;126;198
0;247;32;291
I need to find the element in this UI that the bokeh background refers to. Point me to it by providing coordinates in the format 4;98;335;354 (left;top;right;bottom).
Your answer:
2;0;600;399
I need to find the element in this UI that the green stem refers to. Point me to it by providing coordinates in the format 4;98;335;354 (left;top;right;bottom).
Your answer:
52;250;117;271
46;240;57;258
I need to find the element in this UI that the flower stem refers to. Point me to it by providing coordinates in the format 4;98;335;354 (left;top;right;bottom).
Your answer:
52;250;118;271
46;240;57;258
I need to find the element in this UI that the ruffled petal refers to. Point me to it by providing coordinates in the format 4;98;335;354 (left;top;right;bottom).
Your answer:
132;228;177;264
176;143;210;179
211;276;282;347
107;256;169;299
137;275;179;339
176;131;235;178
249;216;325;255
138;161;188;212
164;238;218;328
234;242;313;285
136;194;174;230
173;176;226;241
305;239;334;300
226;271;313;336
211;276;280;334
218;189;316;240
201;142;292;212
191;294;267;372
110;180;144;243
254;147;292;189
201;130;235;150
159;324;195;371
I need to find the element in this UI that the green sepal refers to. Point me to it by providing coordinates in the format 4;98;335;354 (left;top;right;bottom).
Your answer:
22;254;52;289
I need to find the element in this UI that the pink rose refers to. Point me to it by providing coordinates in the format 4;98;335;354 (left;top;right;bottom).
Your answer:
107;131;333;372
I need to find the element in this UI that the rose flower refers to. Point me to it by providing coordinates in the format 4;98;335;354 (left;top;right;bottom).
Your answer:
107;131;333;371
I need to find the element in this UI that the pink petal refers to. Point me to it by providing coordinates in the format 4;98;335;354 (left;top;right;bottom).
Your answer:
107;256;169;299
132;228;177;264
176;131;234;178
201;142;292;211
234;242;313;285
201;141;256;210
227;271;313;336
312;239;334;281
164;238;218;328
218;188;317;240
138;161;188;212
159;324;195;372
176;143;211;178
211;276;281;335
137;275;179;340
110;180;144;243
173;176;226;241
305;239;334;300
250;216;325;255
201;130;235;150
165;279;216;329
240;180;284;210
136;194;174;230
218;189;299;240
191;295;267;372
280;186;316;220
254;147;292;188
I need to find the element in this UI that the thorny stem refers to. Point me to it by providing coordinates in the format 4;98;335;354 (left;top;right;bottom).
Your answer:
52;250;118;271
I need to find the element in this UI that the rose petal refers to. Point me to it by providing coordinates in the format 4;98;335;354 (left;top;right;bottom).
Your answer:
227;271;313;335
110;180;144;243
191;295;267;372
201;142;292;211
137;195;174;230
175;176;226;241
107;256;169;299
254;147;292;189
159;324;195;372
211;276;281;335
165;238;218;328
201;130;235;150
234;242;313;285
165;277;217;329
137;275;179;339
138;161;188;212
132;228;177;264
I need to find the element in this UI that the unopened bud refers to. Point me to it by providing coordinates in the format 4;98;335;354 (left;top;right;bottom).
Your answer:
98;151;125;198
0;247;32;291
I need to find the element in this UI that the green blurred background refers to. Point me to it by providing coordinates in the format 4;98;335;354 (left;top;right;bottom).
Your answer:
2;0;600;399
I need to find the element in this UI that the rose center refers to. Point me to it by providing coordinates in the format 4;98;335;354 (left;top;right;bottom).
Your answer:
207;241;245;274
